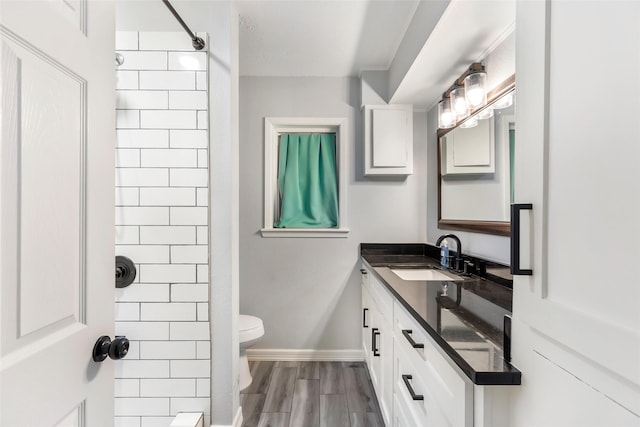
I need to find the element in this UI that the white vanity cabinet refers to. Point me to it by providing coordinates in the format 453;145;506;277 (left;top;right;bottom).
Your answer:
361;266;394;426
361;263;511;427
363;104;413;176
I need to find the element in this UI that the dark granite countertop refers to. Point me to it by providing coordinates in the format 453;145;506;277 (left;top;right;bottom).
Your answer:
361;243;521;386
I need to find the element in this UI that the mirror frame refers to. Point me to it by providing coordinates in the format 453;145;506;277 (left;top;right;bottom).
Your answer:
437;75;515;236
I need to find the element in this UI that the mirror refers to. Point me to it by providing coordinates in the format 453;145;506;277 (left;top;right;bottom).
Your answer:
437;76;515;236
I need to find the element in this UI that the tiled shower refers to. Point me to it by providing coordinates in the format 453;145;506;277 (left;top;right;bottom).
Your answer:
114;31;210;427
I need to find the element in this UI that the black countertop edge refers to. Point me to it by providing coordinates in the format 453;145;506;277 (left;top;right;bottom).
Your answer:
361;257;522;386
361;243;513;288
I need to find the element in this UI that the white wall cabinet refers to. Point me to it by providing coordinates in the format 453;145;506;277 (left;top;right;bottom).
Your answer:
363;104;413;176
441;118;495;176
510;2;640;425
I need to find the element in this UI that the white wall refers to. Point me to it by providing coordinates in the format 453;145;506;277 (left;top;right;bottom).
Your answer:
426;33;514;264
239;76;427;351
114;31;210;427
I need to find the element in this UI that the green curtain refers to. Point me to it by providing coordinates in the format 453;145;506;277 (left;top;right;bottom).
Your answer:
274;133;338;228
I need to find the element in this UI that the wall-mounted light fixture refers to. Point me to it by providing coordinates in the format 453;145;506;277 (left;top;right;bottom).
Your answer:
437;63;487;129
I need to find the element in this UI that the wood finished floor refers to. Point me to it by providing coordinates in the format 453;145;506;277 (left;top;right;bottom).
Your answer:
240;361;385;427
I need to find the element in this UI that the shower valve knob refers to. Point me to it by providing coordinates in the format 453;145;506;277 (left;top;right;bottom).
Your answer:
92;335;130;362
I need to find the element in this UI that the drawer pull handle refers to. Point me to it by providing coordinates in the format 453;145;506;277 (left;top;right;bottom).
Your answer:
401;329;424;349
360;269;367;275
372;328;380;356
363;308;368;328
402;375;424;400
402;374;424;401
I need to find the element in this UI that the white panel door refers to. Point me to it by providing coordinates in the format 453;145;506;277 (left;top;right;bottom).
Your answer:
512;0;640;421
1;1;115;426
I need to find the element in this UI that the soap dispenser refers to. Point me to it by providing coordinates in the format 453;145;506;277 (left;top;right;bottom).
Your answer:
440;240;449;268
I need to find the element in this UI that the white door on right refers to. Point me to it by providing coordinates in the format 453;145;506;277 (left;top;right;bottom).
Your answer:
512;1;640;425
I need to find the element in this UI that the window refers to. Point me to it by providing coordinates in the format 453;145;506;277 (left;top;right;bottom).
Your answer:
261;117;349;238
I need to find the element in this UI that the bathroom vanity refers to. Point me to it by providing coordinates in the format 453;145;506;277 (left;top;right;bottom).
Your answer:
360;244;520;427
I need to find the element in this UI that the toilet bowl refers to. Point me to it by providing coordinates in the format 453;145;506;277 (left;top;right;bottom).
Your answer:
239;314;264;390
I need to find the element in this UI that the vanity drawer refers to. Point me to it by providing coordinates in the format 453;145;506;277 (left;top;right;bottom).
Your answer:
394;338;450;427
394;301;472;427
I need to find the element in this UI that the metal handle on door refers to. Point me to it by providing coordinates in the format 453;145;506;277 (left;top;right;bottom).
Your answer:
510;203;533;275
92;335;130;362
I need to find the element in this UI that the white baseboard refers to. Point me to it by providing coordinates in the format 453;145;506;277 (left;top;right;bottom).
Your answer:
246;348;364;362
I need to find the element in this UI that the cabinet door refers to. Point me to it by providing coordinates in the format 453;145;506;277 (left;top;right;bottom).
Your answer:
378;312;394;426
368;302;382;396
368;302;393;426
363;104;413;175
513;0;640;420
365;267;394;426
361;282;372;366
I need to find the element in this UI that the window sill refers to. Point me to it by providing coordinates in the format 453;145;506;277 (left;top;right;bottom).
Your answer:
260;227;350;238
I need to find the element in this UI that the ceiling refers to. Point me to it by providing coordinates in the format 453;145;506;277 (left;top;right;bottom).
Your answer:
236;0;420;77
115;0;515;106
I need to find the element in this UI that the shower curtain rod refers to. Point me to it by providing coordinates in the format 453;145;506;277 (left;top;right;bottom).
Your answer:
161;0;205;50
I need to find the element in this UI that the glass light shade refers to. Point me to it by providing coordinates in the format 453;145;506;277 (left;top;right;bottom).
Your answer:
493;92;513;109
438;98;455;129
460;116;478;128
450;86;468;120
464;71;487;108
477;107;494;120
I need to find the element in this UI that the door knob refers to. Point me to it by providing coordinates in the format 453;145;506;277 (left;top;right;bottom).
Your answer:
92;335;130;362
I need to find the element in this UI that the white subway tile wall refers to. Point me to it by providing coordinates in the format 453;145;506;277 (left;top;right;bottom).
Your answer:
115;32;209;427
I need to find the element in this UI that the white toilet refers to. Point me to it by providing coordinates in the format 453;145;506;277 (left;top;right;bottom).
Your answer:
239;314;265;390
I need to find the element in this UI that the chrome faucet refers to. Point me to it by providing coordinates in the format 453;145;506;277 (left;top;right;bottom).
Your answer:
436;234;463;271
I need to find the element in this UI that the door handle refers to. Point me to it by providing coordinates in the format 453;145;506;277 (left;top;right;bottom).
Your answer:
92;335;130;362
402;375;424;401
363;308;368;328
510;203;533;275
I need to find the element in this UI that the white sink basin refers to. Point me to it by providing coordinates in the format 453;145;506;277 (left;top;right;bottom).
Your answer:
391;268;455;281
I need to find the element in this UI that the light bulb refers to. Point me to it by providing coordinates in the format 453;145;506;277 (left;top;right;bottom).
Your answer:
450;86;468;120
464;71;487;108
438;98;455;129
